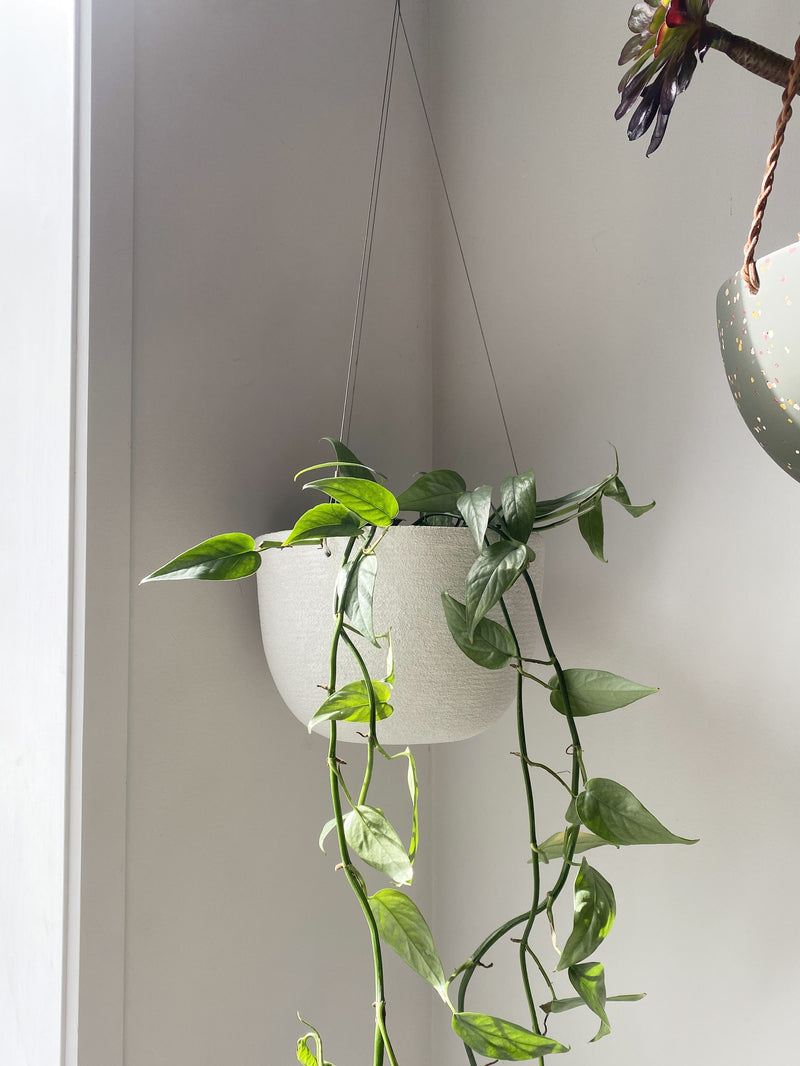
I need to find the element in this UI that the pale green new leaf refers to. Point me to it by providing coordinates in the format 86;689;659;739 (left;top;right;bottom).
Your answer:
457;485;493;548
578;498;606;562
557;860;616;971
303;477;398;526
368;889;447;999
534;829;615;864
441;593;517;670
296;1017;336;1066
318;817;337;853
452;1013;569;1060
283;504;362;545
308;681;393;732
395;470;467;515
379;745;419;862
141;533;263;582
464;541;531;639
568;961;611;1042
576;778;698;846
549;669;658;717
500;469;536;544
344;806;413;884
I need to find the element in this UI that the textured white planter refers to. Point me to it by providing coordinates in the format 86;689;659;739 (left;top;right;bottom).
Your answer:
256;525;543;744
717;241;800;483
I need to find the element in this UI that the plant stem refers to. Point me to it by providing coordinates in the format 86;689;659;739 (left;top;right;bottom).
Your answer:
706;24;794;91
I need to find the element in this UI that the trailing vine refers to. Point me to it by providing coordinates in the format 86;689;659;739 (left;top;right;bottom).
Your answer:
143;437;696;1064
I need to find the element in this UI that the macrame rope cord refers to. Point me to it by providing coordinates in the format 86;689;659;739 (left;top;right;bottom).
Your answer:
742;29;800;295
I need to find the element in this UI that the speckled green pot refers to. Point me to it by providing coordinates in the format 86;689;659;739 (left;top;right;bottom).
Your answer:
717;241;800;483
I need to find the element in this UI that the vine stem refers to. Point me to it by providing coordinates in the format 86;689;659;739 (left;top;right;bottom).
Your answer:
325;532;399;1066
707;24;793;90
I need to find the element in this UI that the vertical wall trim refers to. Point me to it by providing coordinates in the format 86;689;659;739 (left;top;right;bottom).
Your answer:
64;0;135;1063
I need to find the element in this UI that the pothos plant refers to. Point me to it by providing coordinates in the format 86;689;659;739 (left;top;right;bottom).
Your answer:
143;438;697;1065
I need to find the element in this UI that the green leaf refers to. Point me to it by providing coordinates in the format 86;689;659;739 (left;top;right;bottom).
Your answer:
308;680;393;732
452;1013;569;1060
441;593;517;670
368;889;447;999
141;533;262;582
568;961;611;1042
565;797;580;825
457;486;493;548
500;470;537;543
344;806;413;884
338;553;379;646
576;778;699;847
557;860;616;971
283;504;363;545
378;744;418;861
549;669;658;717
303;477;398;526
603;475;655;518
534;829;615;864
318;818;337;853
578;498;606;562
534;480;607;522
464;541;531;639
395;470;467;515
322;437;378;482
296;1018;336;1066
542;992;644;1015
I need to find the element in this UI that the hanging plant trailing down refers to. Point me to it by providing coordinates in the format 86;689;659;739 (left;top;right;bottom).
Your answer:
143;438;696;1064
616;1;795;155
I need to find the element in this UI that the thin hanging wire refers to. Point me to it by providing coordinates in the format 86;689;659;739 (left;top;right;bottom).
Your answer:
339;1;401;445
397;7;519;474
340;1;519;475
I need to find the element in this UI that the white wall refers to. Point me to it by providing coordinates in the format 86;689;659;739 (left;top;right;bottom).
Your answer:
126;2;433;1063
429;2;800;1063
0;4;74;1064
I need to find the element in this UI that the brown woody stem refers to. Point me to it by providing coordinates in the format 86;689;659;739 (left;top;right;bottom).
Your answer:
707;24;794;91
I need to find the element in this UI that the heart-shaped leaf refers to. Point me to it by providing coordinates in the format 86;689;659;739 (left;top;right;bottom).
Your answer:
464;541;531;638
303;477;398;526
344;806;412;885
549;669;658;717
578;498;606;562
368;889;447;999
322;437;378;482
568;961;611;1042
442;593;517;669
337;553;379;645
283;504;362;545
500;470;536;543
557;860;616;971
308;681;393;732
576;778;698;846
457;485;494;548
396;470;467;515
141;533;262;582
452;1013;569;1060
534;829;614;864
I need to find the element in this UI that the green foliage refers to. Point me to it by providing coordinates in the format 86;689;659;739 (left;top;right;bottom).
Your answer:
557;860;616;971
396;469;467;514
308;680;393;731
343;806;413;885
368;889;448;1000
141;533;264;582
441;593;517;669
464;541;532;639
549;669;658;717
452;1013;569;1060
577;778;698;847
142;439;691;1066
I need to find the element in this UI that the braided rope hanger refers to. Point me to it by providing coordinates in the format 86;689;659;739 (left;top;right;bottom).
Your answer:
742;29;800;295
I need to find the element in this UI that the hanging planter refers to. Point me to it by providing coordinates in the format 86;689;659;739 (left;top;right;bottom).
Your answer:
256;524;542;745
717;241;800;482
716;39;800;483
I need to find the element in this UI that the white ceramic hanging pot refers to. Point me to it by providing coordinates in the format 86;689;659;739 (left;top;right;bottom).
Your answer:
256;525;542;745
717;242;800;483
